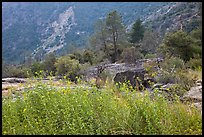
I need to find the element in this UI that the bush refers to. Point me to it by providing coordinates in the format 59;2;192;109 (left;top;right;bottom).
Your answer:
121;47;143;63
167;84;188;97
145;57;195;94
55;56;81;82
2;64;31;78
161;30;199;62
42;53;57;76
155;71;176;84
174;69;195;91
186;58;202;70
160;57;185;72
83;50;94;65
31;62;44;77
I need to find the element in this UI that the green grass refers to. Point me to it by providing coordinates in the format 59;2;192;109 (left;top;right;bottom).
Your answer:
2;80;202;135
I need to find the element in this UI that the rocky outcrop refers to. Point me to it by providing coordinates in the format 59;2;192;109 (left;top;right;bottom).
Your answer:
114;70;145;88
32;6;76;57
84;62;147;88
182;86;202;102
84;58;164;88
144;2;201;35
85;63;144;80
181;79;202;111
149;83;179;101
2;78;27;83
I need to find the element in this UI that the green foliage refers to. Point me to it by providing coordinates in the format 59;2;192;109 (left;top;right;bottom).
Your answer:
155;69;194;94
160;57;185;72
144;53;157;59
121;46;143;63
163;30;193;61
82;50;94;65
2;63;31;78
156;71;177;84
2;80;202;135
89;19;108;53
145;56;185;83
166;84;187;97
92;50;107;64
186;58;202;70
160;29;202;62
189;28;202;58
130;18;145;43
79;63;92;75
89;10;127;63
54;56;81;81
31;62;44;77
105;10;127;62
144;56;196;93
174;69;195;91
42;53;57;76
72;50;84;63
141;29;161;55
68;49;95;65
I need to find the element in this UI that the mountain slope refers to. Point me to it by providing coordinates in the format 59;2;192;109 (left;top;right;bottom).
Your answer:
2;2;201;64
144;2;202;35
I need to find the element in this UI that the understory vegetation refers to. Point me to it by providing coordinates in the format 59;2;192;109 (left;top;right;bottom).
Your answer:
2;80;202;135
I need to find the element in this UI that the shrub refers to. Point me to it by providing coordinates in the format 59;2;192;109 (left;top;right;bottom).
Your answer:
42;53;57;76
160;57;185;72
55;56;81;82
166;84;188;97
161;30;199;62
186;58;202;70
121;47;143;63
83;50;95;65
144;57;196;95
174;69;195;91
31;62;44;77
2;64;31;78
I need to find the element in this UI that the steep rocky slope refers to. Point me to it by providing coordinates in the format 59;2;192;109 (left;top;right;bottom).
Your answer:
144;2;202;35
2;2;201;64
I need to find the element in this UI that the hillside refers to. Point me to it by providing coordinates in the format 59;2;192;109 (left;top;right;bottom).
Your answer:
2;2;202;135
2;2;201;64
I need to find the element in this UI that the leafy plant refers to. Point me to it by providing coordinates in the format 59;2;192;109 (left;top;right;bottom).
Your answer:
186;58;202;70
2;79;202;135
54;56;81;82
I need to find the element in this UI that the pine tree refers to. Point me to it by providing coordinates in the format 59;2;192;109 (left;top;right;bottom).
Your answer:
130;18;145;43
106;10;126;62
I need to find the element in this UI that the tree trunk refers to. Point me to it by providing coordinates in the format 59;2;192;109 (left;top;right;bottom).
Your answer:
113;32;117;62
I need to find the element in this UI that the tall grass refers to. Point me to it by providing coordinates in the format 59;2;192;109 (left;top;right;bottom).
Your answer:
2;80;202;135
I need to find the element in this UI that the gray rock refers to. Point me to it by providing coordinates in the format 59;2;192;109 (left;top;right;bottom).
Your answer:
114;70;145;88
196;79;202;86
193;102;202;111
84;62;145;83
2;78;26;83
84;58;163;88
161;83;175;89
183;86;202;102
152;83;163;89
